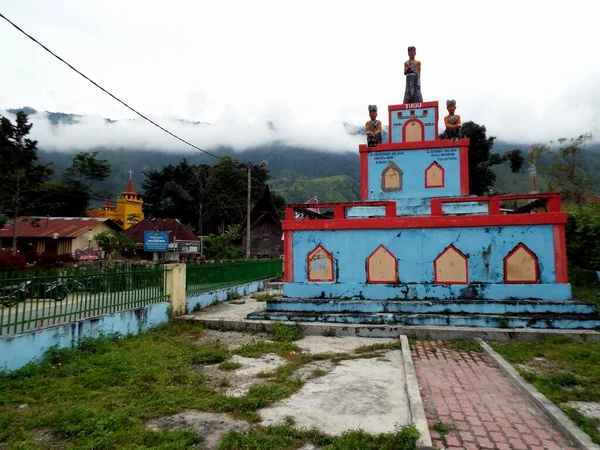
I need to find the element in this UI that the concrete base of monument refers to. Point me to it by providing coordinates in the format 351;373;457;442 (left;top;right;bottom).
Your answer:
247;310;600;329
250;298;600;329
283;282;573;301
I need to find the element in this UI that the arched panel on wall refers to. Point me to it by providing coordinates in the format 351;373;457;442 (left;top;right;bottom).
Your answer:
434;245;468;284
402;118;425;142
504;243;539;283
425;161;445;188
307;244;335;282
381;162;403;192
366;245;398;284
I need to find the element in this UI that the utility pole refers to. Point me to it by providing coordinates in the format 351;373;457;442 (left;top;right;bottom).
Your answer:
246;162;251;259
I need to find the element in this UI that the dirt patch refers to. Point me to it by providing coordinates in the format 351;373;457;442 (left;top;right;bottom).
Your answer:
203;353;287;397
195;329;271;351
146;410;250;450
30;428;63;449
515;357;567;376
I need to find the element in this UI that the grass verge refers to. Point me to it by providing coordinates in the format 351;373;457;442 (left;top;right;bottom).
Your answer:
492;336;600;444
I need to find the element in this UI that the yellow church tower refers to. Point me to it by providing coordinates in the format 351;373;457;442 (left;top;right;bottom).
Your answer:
90;170;144;230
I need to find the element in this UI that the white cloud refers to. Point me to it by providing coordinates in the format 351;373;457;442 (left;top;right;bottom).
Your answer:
1;0;599;152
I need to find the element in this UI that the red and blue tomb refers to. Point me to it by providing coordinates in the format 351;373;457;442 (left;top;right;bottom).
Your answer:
249;101;600;329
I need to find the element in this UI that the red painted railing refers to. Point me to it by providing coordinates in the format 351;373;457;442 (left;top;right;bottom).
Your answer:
429;193;562;216
286;201;396;221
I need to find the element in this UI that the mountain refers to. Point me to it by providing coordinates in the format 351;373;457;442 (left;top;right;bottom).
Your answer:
6;107;600;204
270;175;361;203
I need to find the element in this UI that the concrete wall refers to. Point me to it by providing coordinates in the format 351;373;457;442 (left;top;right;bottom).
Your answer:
285;225;571;301
367;147;463;200
0;265;265;373
0;302;170;373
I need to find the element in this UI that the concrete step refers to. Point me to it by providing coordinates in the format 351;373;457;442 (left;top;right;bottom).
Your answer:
265;298;599;315
246;311;600;330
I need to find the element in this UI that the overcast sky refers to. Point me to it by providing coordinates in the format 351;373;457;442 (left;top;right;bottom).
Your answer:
1;0;599;153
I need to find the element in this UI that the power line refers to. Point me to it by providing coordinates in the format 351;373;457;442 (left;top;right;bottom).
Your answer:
0;12;222;161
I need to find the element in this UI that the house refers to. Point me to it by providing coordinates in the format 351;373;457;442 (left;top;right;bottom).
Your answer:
0;217;121;256
232;185;283;258
124;218;201;258
87;171;144;230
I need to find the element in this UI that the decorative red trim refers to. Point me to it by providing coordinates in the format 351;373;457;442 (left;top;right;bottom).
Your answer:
282;212;567;231
360;151;368;199
402;118;425;142
431;193;563;215
388;109;392;143
460;146;469;195
366;244;398;284
434;102;439;140
388;101;439;110
503;243;540;284
359;139;470;153
425;161;445;188
307;244;335;282
284;231;293;282
434;244;468;285
553;225;569;283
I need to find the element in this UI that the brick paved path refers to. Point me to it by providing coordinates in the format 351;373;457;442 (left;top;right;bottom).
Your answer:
412;340;577;450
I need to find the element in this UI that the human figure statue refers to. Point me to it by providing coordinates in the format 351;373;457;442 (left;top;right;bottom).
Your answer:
366;105;383;147
403;46;423;104
443;99;462;141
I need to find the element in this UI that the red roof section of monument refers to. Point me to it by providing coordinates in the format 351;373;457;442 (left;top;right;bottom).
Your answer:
122;179;138;195
0;217;120;238
124;218;200;244
358;138;470;153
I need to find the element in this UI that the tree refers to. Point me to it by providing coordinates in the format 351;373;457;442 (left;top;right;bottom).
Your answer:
63;151;112;211
531;133;595;205
165;163;214;236
94;230;136;259
441;121;524;195
0;112;52;254
65;151;111;188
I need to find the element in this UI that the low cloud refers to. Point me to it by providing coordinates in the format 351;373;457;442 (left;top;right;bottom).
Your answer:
2;74;600;155
0;105;366;154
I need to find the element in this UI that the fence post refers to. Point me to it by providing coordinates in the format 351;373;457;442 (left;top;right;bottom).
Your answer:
165;263;187;317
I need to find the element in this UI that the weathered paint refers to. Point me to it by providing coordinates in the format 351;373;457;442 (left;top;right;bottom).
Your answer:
345;199;487;218
0;302;170;373
265;299;598;315
367;147;462;200
282;282;572;301
185;281;264;312
246;311;600;330
388;102;439;143
1;281;265;374
292;226;559;285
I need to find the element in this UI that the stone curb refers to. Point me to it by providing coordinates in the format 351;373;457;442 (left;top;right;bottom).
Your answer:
400;335;432;449
477;339;600;450
179;316;600;343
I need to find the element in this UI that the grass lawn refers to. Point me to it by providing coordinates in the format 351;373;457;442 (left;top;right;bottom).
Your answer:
0;321;419;449
492;336;600;444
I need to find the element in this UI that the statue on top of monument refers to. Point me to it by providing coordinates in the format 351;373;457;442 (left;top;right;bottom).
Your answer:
403;46;423;104
443;99;462;141
366;105;383;147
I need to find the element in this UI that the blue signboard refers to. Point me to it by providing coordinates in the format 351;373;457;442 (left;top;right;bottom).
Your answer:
144;231;169;252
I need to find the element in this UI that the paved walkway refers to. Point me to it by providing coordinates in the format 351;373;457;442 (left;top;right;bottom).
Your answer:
412;340;577;450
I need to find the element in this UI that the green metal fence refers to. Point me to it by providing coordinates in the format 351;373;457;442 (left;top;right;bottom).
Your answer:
0;266;168;337
186;259;282;297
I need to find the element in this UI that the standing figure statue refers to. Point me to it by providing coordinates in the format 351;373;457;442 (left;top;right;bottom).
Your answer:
443;99;462;141
366;105;383;147
403;46;423;104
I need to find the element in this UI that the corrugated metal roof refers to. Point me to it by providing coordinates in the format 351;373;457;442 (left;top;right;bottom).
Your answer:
0;217;120;239
124;218;199;243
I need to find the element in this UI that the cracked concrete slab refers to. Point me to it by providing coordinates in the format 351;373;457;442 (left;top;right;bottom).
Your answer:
259;350;410;435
